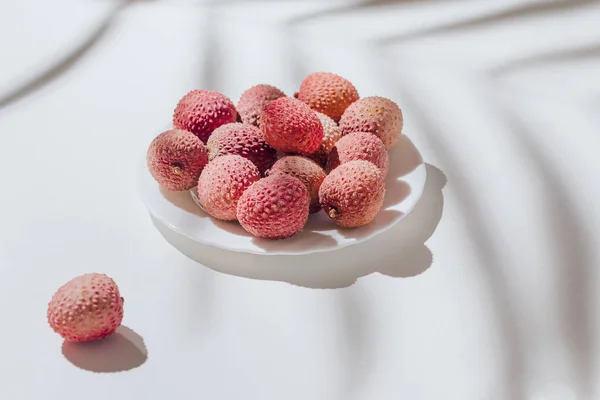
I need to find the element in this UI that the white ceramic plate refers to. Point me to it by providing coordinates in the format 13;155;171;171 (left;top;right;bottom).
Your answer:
139;134;427;255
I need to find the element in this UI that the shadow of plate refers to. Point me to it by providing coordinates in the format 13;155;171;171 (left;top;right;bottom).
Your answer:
151;164;446;289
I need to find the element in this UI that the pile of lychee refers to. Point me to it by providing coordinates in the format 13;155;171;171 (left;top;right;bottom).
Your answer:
147;72;403;240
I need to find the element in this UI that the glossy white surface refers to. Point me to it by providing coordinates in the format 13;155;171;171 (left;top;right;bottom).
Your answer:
1;1;599;399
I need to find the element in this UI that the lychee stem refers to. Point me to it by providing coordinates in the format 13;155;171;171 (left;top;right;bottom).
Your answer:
328;208;339;219
171;163;183;174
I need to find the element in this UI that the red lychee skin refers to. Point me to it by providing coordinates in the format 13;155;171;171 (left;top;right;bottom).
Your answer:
47;273;124;342
173;90;237;143
236;174;310;239
207;123;277;175
260;97;324;155
339;96;403;149
237;84;286;127
328;131;389;176
147;129;209;191
267;156;326;214
319;160;385;228
308;112;343;168
197;155;261;221
297;72;359;122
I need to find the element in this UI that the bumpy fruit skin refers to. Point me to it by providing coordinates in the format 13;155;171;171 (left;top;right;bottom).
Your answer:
328;131;389;176
297;72;359;122
197;155;261;221
308;112;343;167
237;84;286;127
319;160;385;228
268;156;326;213
147;129;209;191
173;90;237;143
236;174;310;239
339;96;403;149
207;123;277;175
260;97;324;155
47;273;124;342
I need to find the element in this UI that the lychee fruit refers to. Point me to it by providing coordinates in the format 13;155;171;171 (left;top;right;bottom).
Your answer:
237;84;286;127
307;112;343;168
147;129;209;191
260;97;324;155
339;96;403;149
319;160;385;228
47;273;124;342
206;123;277;175
197;155;261;221
236;174;310;239
267;156;326;213
328;131;389;176
173;89;237;143
297;72;359;122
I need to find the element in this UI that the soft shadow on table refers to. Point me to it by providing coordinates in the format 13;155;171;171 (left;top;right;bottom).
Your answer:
62;326;147;373
489;41;600;76
373;5;532;384
395;85;529;400
377;0;596;46
152;163;445;289
496;98;595;398
0;0;153;110
283;0;444;85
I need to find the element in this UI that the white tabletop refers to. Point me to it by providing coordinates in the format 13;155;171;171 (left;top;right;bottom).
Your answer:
1;1;599;399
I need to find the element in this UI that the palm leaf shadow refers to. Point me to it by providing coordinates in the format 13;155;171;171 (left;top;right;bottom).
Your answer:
0;0;137;110
373;50;527;399
490;41;600;76
200;2;221;90
495;98;594;398
378;0;597;46
284;0;453;84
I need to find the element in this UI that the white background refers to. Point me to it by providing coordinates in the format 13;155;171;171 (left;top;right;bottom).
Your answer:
0;0;599;399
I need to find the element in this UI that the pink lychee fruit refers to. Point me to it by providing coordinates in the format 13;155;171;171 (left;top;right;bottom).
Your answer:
236;174;310;239
260;97;324;155
47;273;124;342
319;160;385;228
308;112;343;167
267;156;326;213
206;122;277;175
328;131;389;176
147;129;209;191
197;155;261;221
297;72;359;122
339;96;403;149
173;89;237;143
237;84;286;127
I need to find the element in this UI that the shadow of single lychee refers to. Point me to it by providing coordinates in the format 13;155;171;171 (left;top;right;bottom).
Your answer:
160;186;205;217
62;326;147;373
305;210;338;233
387;134;423;177
151;164;446;289
383;179;412;209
